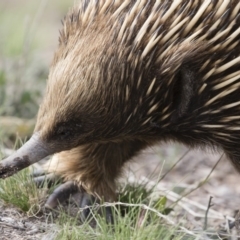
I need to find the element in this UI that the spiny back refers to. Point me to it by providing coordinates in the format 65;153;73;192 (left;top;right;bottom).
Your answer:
36;0;240;148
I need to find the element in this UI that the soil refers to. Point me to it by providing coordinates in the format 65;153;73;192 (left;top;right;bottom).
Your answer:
1;144;240;239
1;1;240;239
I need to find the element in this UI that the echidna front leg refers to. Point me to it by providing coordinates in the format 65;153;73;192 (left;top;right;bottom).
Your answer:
34;140;147;219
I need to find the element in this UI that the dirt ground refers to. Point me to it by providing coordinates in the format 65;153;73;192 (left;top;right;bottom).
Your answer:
1;144;240;239
131;143;240;212
129;144;240;236
1;1;240;239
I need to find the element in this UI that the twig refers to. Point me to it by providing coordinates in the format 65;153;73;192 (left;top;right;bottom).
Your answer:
136;209;147;228
228;217;240;230
235;210;240;235
171;154;223;208
157;149;190;182
0;221;26;231
204;196;214;230
136;176;235;222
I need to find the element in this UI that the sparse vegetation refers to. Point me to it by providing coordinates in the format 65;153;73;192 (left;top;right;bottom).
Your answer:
0;155;192;239
55;204;185;240
0;1;240;239
0;167;39;212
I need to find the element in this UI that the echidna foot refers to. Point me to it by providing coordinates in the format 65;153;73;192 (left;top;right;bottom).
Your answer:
32;173;113;223
32;172;61;188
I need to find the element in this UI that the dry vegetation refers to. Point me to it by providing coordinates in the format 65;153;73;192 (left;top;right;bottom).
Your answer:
1;1;240;239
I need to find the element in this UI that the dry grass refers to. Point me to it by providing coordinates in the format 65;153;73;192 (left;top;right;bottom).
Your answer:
0;144;239;239
1;1;240;239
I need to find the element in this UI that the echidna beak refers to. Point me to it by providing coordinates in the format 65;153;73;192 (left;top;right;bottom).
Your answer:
0;133;53;179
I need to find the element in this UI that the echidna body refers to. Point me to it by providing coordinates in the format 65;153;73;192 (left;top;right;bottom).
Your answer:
1;0;240;202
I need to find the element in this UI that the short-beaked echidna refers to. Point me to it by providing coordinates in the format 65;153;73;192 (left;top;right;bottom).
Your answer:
1;0;240;207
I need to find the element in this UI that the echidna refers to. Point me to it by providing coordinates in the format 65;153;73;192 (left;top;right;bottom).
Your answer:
1;0;240;211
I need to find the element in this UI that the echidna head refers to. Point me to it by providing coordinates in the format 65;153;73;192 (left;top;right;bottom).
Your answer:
34;41;121;152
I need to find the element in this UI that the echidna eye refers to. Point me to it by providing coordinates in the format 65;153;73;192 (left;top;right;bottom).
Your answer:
57;126;71;139
59;130;70;136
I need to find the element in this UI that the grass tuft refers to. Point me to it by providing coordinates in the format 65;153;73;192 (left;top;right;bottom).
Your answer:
0;166;41;212
55;196;188;240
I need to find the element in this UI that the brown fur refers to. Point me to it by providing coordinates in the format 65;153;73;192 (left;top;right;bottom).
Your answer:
34;0;240;200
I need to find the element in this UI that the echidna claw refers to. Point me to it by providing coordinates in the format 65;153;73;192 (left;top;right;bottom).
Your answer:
44;181;79;209
32;173;61;188
33;175;114;223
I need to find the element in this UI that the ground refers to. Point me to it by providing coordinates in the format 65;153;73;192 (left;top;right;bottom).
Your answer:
1;0;240;239
0;144;240;239
129;144;240;230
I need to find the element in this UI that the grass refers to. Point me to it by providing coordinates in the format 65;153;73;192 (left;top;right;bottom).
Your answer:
0;144;195;239
0;166;193;239
55;206;185;240
0;1;232;239
0;168;39;212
